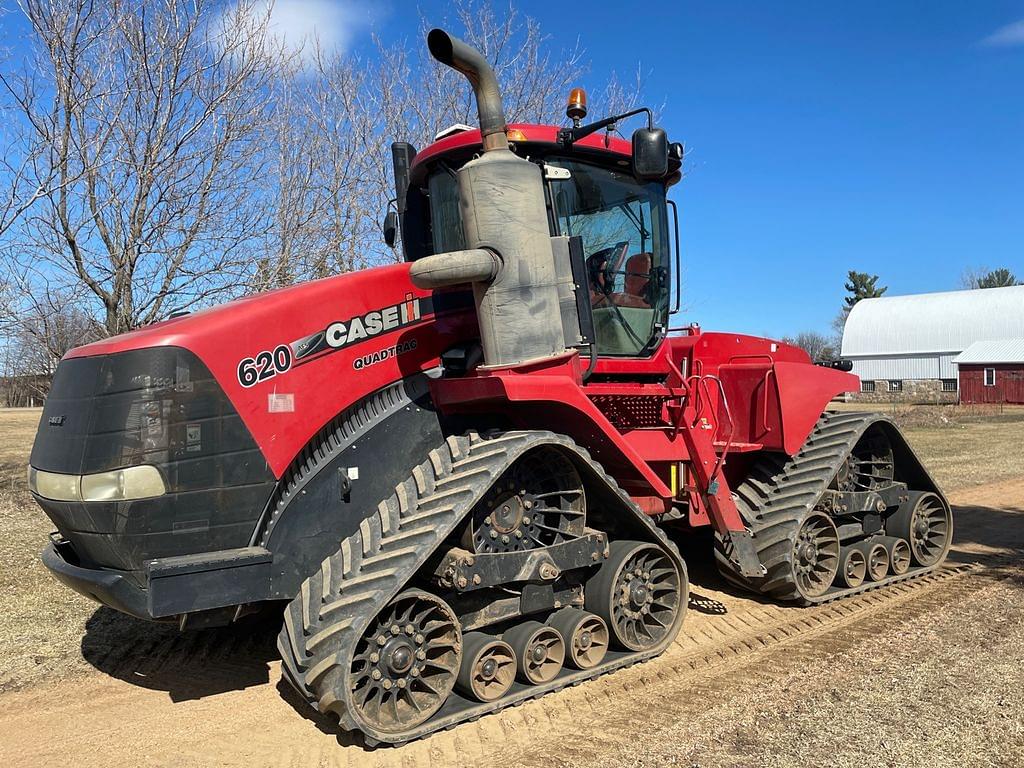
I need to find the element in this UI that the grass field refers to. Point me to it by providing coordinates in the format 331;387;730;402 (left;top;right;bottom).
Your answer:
1;404;1023;695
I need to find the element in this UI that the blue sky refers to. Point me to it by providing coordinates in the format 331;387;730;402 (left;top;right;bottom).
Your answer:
374;2;1024;338
3;2;1021;340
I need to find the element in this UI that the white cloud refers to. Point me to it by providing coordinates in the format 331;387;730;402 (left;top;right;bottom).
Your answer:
981;19;1024;47
225;0;380;66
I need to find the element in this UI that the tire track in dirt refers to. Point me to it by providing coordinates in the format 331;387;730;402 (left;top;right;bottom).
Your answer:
1;480;1021;768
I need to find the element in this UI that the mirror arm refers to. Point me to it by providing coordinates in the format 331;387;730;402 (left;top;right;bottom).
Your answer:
559;106;652;146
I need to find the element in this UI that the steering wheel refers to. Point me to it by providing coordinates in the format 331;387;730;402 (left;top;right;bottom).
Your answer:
587;241;630;296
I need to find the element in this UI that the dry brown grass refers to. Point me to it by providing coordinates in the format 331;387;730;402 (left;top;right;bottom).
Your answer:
829;402;1024;490
0;408;40;492
0;408;162;692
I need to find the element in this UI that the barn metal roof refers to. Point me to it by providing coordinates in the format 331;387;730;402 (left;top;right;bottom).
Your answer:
840;284;1024;356
953;339;1024;365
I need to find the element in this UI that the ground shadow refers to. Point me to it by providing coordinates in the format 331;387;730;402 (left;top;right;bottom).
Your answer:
80;606;281;702
667;496;1024;607
944;500;1024;574
275;678;369;748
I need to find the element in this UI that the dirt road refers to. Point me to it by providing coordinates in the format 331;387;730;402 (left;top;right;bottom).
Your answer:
2;480;1022;768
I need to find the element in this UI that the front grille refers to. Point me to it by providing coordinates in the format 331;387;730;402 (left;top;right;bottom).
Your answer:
31;346;275;577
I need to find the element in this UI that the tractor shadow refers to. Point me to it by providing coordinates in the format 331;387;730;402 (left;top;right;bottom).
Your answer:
78;497;1023;726
80;606;281;702
274;679;368;747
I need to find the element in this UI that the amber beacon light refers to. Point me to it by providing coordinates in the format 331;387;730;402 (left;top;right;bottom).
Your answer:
566;87;588;125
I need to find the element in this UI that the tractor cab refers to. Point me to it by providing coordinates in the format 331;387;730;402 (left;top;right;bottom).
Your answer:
390;97;683;361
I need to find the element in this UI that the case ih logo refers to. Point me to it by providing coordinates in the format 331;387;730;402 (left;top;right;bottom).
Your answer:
304;294;422;357
237;294;425;388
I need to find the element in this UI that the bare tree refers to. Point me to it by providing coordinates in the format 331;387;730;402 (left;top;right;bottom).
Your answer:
782;331;838;363
3;0;656;336
375;2;586;155
250;46;384;291
257;0;639;281
4;0;285;335
0;281;102;403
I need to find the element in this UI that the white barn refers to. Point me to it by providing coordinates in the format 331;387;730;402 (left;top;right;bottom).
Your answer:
840;284;1024;400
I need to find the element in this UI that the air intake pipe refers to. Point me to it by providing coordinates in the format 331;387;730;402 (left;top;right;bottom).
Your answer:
410;29;568;368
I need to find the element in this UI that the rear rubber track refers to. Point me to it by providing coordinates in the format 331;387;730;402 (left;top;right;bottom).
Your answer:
715;411;948;604
277;429;686;746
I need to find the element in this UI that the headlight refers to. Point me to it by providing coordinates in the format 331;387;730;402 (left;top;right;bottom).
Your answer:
28;465;166;502
28;467;82;501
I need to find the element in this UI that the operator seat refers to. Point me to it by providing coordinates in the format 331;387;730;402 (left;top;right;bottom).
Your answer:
609;253;652;309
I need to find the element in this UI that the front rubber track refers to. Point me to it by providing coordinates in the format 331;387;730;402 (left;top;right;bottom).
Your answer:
715;411;950;604
276;430;686;746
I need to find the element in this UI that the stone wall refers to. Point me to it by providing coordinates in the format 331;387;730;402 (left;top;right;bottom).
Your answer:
850;378;958;405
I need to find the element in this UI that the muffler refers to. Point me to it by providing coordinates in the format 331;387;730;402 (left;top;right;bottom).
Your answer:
410;29;569;368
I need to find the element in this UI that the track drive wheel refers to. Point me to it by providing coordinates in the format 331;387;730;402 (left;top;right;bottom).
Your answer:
504;621;565;684
586;540;683;652
349;590;461;735
885;491;953;567
548;608;609;670
463;446;585;554
456;632;516;702
792;512;840;599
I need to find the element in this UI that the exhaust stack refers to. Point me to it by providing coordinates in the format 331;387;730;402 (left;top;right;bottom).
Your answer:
426;29;508;153
410;29;569;368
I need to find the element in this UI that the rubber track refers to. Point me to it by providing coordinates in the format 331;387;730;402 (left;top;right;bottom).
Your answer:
276;430;686;746
715;411;947;604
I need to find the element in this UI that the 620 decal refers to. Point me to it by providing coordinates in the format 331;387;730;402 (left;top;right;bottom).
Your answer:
237;345;292;387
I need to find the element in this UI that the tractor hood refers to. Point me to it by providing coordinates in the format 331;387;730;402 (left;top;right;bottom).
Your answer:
52;263;474;478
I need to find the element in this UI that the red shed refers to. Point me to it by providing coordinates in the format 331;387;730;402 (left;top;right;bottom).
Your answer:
954;340;1024;404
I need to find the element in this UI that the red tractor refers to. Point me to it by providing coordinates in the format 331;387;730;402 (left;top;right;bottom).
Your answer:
28;29;952;745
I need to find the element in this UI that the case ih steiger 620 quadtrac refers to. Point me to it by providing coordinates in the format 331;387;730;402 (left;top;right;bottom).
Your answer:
28;29;952;745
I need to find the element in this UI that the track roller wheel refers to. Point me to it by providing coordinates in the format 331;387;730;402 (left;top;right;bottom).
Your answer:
586;540;683;651
885;491;953;567
455;632;516;702
791;513;840;599
838;545;867;588
548;608;609;670
503;621;565;684
349;590;461;735
855;540;889;581
881;537;911;575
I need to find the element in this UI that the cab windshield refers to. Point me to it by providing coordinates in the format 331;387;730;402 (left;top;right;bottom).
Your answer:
548;159;670;356
427;156;671;357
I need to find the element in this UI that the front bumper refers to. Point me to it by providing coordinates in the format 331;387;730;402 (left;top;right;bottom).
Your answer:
43;540;151;619
42;537;273;620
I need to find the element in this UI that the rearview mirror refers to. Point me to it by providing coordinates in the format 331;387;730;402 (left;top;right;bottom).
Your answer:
383;210;398;248
631;127;668;180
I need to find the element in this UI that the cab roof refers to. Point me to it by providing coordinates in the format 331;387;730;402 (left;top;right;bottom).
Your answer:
411;122;634;173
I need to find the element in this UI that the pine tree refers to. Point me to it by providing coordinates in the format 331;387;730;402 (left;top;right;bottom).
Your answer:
843;271;887;310
972;269;1019;289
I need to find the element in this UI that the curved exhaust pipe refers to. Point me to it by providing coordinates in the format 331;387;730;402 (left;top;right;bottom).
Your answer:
427;28;509;152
